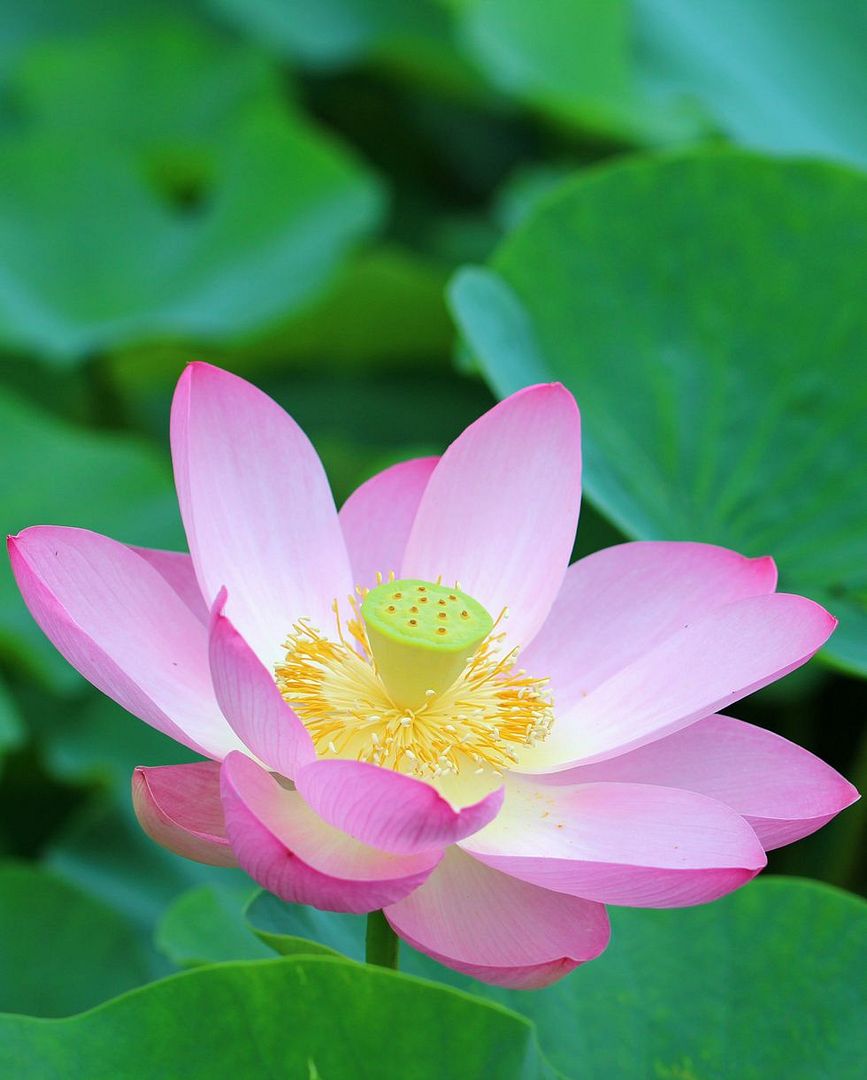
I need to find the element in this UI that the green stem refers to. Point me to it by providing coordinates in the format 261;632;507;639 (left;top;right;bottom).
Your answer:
365;910;399;970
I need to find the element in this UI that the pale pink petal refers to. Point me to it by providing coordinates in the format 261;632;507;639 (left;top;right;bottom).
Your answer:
132;761;237;867
209;591;315;779
294;759;503;855
130;547;209;624
220;752;440;914
401;384;581;650
171;362;353;669
542;714;859;850
385;847;609;989
462;778;766;907
519;593;836;772
521;542;777;713
8;526;242;759
339;457;439;589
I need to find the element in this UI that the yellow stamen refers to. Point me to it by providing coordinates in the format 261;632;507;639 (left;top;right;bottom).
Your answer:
274;579;553;780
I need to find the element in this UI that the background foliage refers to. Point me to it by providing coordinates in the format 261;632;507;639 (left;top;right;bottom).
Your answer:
0;2;865;1077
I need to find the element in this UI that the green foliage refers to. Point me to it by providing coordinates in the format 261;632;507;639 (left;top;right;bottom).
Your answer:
209;878;867;1079
452;150;867;674
0;862;156;1016
0;17;383;363
0;956;552;1080
0;0;864;1072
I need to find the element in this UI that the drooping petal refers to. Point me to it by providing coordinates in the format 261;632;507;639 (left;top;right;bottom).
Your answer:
339;457;438;589
385;847;609;989
220;752;440;914
461;778;766;907
401;384;581;650
541;714;859;850
8;526;242;758
521;542;777;713
132;761;237;867
209;591;315;779
171;362;353;668
519;592;836;772
294;759;503;855
130;547;209;624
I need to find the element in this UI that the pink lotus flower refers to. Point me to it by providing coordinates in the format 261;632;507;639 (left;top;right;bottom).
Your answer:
9;363;857;989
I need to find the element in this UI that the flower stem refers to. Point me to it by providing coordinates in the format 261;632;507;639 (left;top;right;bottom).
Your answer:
365;910;399;970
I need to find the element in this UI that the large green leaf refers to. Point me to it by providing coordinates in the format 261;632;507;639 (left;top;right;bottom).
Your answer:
0;18;383;363
0;861;156;1016
636;0;867;169
450;151;867;674
157;885;272;967
451;0;708;144
244;877;867;1079
0;956;552;1079
0;389;180;688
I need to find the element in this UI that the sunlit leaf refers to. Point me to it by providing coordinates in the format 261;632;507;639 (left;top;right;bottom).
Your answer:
0;956;553;1079
451;150;867;674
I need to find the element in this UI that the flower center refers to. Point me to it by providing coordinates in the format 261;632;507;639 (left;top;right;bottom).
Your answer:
274;576;553;780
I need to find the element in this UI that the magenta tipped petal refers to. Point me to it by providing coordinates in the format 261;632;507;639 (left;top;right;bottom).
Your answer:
219;752;441;914
385;847;610;988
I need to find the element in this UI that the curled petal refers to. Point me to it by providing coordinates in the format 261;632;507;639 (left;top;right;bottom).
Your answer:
385;847;610;989
220;752;440;914
294;758;503;855
132;761;236;867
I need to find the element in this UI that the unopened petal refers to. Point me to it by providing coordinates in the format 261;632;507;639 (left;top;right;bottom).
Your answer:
132;761;236;867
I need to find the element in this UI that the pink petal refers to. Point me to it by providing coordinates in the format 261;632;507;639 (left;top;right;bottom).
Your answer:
220;752;440;914
294;759;503;855
9;526;241;759
521;541;777;714
401;384;581;650
132;761;237;867
462;778;767;907
209;591;315;779
385;847;609;989
520;592;836;772
130;547;209;624
339;457;439;589
171;362;353;668
543;714;859;850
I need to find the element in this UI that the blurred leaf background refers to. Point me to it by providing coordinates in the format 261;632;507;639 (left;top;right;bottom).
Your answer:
0;2;865;1077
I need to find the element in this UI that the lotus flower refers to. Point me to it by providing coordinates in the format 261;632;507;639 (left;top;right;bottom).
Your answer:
8;363;857;989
